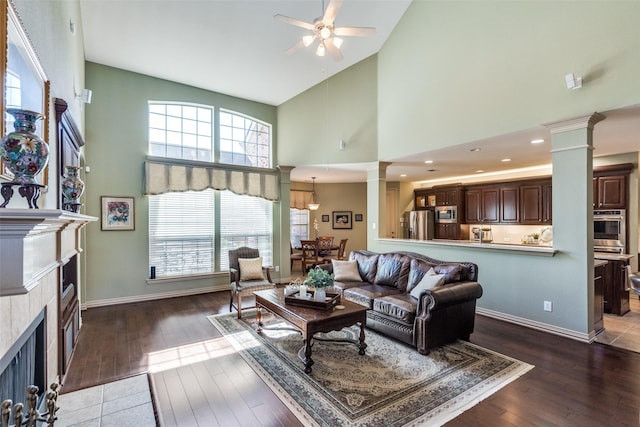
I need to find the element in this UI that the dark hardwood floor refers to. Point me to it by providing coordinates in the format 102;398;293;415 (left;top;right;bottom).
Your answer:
62;291;640;426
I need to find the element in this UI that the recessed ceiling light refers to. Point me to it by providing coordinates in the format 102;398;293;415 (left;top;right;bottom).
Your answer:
475;170;484;173
424;160;433;164
530;139;544;144
501;158;511;162
400;174;407;177
470;148;481;152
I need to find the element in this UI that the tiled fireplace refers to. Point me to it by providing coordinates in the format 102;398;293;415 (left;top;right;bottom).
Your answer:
0;209;96;403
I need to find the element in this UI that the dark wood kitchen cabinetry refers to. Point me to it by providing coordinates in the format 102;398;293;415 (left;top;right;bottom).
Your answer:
602;257;630;316
594;262;606;333
593;174;626;209
414;189;435;210
520;180;552;224
435;187;462;206
465;187;499;223
435;223;461;240
500;186;519;223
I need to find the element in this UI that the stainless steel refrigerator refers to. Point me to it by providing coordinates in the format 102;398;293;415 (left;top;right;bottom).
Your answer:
403;210;434;240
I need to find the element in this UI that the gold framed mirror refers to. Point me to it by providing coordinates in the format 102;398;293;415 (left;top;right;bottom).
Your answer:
0;0;50;182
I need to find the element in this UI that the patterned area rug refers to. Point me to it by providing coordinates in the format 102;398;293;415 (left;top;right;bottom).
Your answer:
208;311;533;427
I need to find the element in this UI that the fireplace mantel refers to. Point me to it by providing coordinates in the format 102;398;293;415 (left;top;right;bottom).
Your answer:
0;209;97;296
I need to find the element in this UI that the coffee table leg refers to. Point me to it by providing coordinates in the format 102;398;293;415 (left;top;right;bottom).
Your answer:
256;307;263;333
304;336;314;373
358;321;367;355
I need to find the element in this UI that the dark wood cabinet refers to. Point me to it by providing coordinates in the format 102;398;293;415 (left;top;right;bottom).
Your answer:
519;180;552;224
414;190;435;210
435;187;461;206
435;223;461;240
594;262;605;333
465;187;499;223
602;258;630;316
500;187;519;222
594;174;626;209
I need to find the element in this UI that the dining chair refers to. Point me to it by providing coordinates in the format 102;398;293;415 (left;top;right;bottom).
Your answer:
228;247;275;319
290;241;303;270
317;236;335;256
324;238;348;261
300;240;328;273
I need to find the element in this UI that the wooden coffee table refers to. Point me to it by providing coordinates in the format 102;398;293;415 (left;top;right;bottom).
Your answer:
253;288;367;373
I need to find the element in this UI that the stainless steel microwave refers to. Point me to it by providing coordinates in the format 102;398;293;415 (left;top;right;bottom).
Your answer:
435;206;458;223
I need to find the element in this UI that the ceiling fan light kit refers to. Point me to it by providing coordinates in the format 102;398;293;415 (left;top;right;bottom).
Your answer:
275;0;376;60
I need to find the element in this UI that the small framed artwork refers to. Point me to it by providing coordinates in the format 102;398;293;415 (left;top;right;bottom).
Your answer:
355;214;363;222
321;214;330;222
101;196;135;231
332;210;352;230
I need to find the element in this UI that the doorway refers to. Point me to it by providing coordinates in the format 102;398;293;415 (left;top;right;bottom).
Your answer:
385;188;398;238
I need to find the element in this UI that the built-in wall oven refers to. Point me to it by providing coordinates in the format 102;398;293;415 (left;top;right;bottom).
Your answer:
594;209;626;253
435;205;458;223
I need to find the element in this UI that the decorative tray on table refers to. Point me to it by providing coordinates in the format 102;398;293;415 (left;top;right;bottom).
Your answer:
285;291;341;310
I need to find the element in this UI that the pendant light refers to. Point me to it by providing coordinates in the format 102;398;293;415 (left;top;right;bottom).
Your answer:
308;177;320;211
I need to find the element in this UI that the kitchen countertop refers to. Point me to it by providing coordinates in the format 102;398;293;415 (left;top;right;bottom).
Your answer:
379;238;556;256
594;252;634;261
594;259;608;268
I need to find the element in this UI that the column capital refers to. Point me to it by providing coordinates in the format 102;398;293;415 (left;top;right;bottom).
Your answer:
544;112;606;134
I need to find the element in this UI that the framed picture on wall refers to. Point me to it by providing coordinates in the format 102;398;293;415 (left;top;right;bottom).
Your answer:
355;214;363;222
332;211;352;229
321;214;330;222
101;196;135;231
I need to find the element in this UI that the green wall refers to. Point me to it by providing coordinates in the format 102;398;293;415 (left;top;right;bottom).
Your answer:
83;62;278;304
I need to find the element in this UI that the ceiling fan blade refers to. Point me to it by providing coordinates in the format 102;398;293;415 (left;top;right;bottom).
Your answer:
274;14;315;31
325;39;343;61
323;0;343;25
334;26;376;37
285;39;306;55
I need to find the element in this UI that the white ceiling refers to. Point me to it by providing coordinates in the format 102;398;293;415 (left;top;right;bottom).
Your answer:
79;1;640;185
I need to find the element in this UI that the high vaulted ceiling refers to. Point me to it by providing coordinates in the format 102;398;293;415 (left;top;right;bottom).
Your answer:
79;1;640;184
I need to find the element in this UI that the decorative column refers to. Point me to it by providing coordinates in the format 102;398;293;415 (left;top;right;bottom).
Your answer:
278;166;295;280
545;112;605;336
366;162;391;248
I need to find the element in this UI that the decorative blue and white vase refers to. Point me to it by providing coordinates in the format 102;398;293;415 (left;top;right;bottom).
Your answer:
61;165;85;203
0;109;49;184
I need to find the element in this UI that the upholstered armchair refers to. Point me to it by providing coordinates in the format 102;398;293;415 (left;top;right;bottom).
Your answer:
228;247;275;318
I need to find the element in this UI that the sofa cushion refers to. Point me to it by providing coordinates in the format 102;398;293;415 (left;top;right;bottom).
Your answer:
410;273;445;299
408;258;436;291
332;259;362;281
332;280;368;294
373;293;418;324
433;264;463;284
350;251;379;283
373;253;412;291
344;284;402;309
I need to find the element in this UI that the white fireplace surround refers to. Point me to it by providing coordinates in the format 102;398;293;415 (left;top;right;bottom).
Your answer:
0;209;96;389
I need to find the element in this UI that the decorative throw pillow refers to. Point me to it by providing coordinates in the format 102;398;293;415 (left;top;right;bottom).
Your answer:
239;257;264;280
433;264;462;283
409;273;446;299
332;259;362;281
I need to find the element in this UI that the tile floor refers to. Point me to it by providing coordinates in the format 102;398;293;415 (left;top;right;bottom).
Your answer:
56;374;156;427
596;291;640;353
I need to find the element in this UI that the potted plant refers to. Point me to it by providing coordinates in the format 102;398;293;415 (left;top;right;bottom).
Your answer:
305;268;334;301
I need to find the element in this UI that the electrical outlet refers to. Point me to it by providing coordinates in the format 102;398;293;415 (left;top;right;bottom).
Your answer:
275;265;279;272
544;301;553;312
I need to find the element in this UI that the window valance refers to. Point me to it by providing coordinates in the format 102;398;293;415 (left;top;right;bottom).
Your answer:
144;157;279;201
290;190;313;210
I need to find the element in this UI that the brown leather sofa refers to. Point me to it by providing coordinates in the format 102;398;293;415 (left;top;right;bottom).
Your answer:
318;250;483;354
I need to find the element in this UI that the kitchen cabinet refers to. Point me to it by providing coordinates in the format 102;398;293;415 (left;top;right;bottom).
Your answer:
601;257;630;316
414;190;435;210
435;223;461;240
500;186;519;222
520;180;552;224
435;187;462;206
593;174;626;209
465;187;499;223
594;261;606;333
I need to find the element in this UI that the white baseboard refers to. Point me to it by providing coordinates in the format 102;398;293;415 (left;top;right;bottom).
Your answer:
81;284;229;310
477;307;592;343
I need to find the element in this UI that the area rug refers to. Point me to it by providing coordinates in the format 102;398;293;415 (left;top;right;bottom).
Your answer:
208;311;533;426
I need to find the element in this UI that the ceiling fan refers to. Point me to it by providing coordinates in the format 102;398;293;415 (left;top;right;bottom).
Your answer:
274;0;376;61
